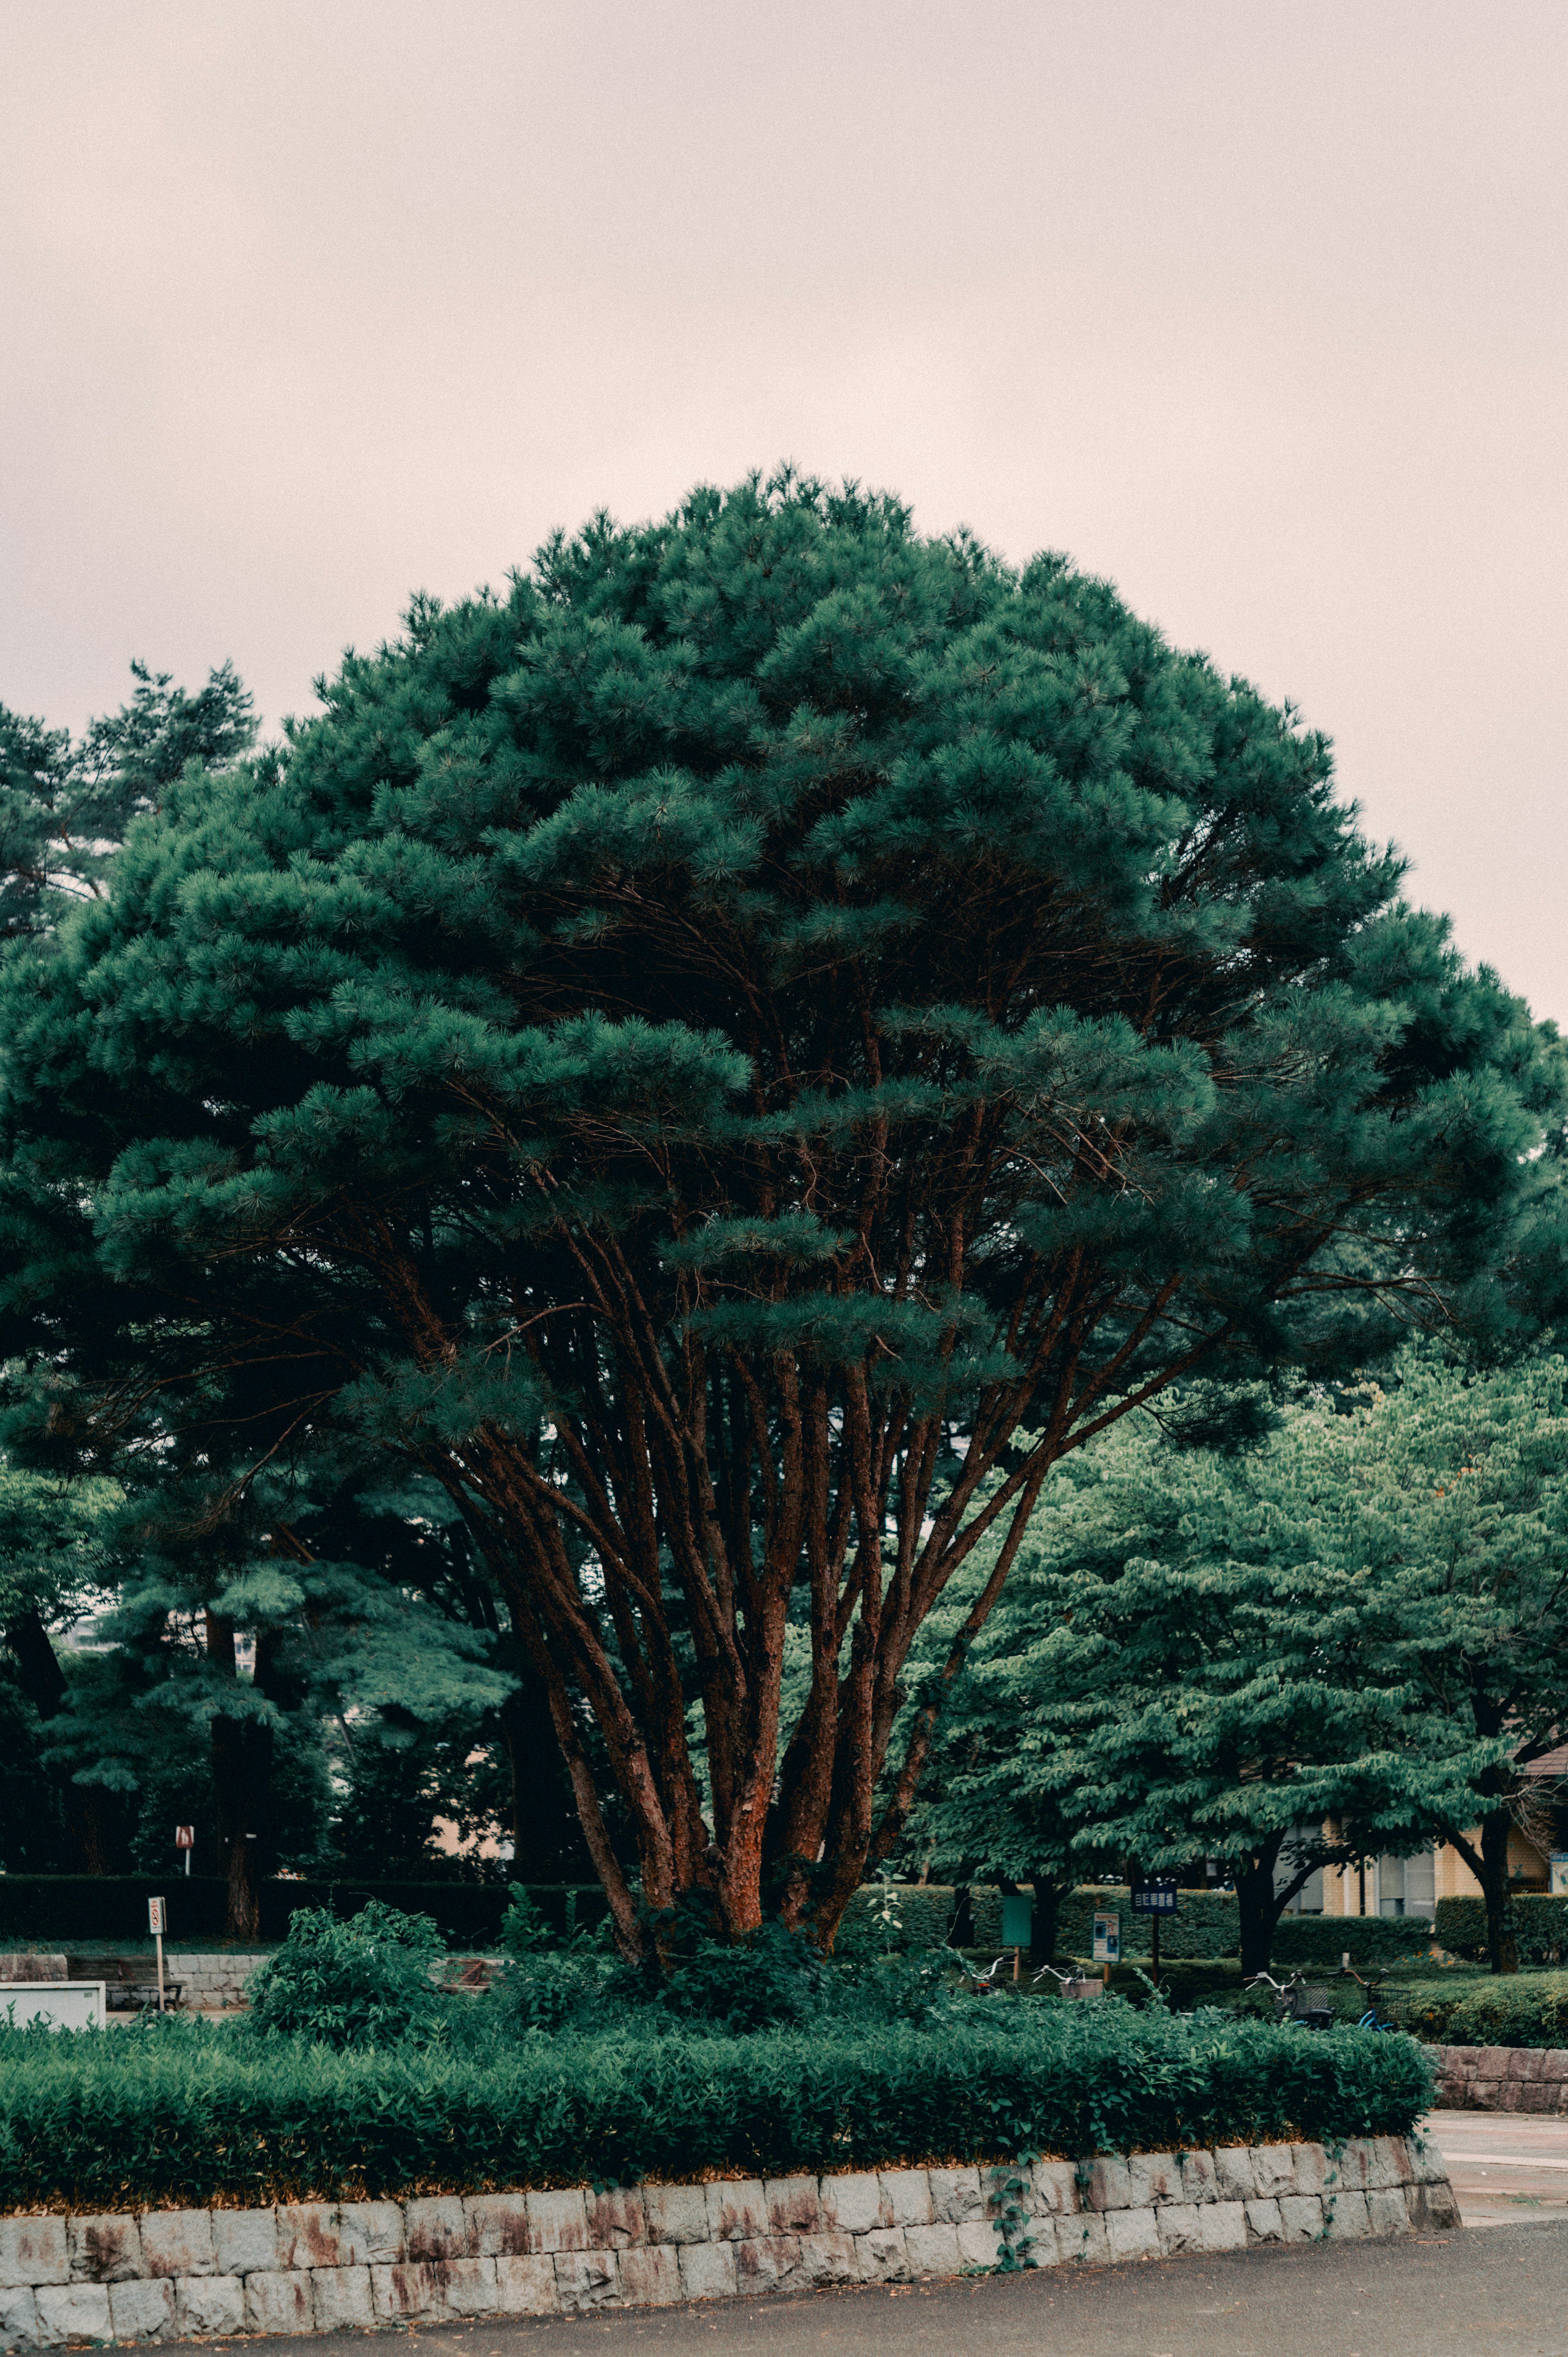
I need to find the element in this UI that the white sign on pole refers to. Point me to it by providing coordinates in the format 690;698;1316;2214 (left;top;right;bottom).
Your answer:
1091;1910;1120;1965
148;1897;167;2011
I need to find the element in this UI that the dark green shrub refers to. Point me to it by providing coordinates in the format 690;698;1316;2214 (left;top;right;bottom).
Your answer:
837;1885;958;1955
1434;1895;1568;1967
1272;1916;1437;1969
1056;1885;1241;1961
244;1903;448;2048
0;1876;231;1942
0;2004;1432;2211
1436;1971;1568;2049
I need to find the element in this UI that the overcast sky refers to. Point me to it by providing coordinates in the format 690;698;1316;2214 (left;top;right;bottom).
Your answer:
3;2;1564;1019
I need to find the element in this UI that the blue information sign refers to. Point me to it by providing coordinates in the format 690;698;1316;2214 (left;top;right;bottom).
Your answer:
1130;1880;1178;1913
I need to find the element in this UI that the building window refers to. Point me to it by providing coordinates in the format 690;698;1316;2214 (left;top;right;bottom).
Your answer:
1376;1848;1437;1921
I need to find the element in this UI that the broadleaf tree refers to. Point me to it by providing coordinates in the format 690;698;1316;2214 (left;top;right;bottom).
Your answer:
0;473;1563;1956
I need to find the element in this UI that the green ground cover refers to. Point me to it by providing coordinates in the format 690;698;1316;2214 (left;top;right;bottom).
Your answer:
0;2004;1430;2213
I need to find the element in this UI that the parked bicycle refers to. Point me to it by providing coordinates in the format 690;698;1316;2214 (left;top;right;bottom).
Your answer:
1244;1968;1334;2030
1338;1959;1399;2032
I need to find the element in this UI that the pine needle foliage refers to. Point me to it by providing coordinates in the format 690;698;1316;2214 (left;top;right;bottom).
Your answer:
0;473;1562;1953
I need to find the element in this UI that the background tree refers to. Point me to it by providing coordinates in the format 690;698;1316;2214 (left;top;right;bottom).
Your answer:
0;474;1563;1957
0;660;254;938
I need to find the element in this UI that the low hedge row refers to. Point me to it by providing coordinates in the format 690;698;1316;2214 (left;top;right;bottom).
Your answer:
1434;1895;1568;1966
1056;1886;1240;1961
0;1879;593;1949
1272;1916;1437;1968
0;2010;1430;2211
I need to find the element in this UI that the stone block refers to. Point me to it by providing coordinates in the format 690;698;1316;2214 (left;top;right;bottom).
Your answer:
68;2213;142;2283
1127;2153;1180;2209
138;2210;212;2279
1155;2203;1202;2254
878;2169;933;2227
0;2288;39;2353
337;2201;404;2266
371;2263;439;2321
1105;2208;1158;2261
734;2237;804;2294
466;2194;533;2259
35;2284;111;2342
1367;2188;1411;2238
1278;2196;1324;2243
929;2167;985;2223
856;2228;909;2281
435;2257;500;2316
1249;2145;1295;2199
1521;2082;1557;2112
1335;2140;1372;2190
642;2184;709;2246
554;2251;618;2312
1214;2148;1256;2202
1199;2203;1247;2252
820;2173;883;2234
523;2190;589;2260
1544;2048;1568;2079
902;2223;962;2277
310;2266;374;2331
615;2247;681;2308
1085;2156;1134;2211
1292;2145;1330;2196
1029;2161;1079;2217
1508;2046;1546;2079
1497;2083;1526;2112
796;2234;859;2286
1178;2150;1218;2204
175;2274;244;2335
404;2195;470;2262
1056;2214;1109;2264
1408;2181;1461;2230
1365;2136;1406;2190
213;2208;280;2278
706;2179;768;2243
956;2221;1000;2270
247;2271;316;2333
764;2176;821;2236
107;2279;175;2340
1245;2200;1283;2242
586;2188;647;2248
278;2203;346;2270
1324;2191;1371;2241
1474;2045;1510;2079
0;2217;68;2290
678;2241;737;2300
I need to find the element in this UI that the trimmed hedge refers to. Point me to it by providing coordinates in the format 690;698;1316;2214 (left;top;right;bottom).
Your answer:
1057;1886;1241;1962
1434;1895;1568;1967
1272;1916;1437;1969
839;1885;957;1953
0;1878;592;1950
0;2009;1431;2211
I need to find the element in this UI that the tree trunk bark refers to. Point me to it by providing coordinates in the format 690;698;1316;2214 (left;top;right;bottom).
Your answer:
1479;1807;1520;1974
1029;1876;1062;1967
1234;1839;1287;1977
498;1672;595;1883
205;1613;273;1940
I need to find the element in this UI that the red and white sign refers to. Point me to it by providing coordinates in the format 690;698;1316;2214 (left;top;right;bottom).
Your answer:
147;1897;167;1935
174;1826;194;1849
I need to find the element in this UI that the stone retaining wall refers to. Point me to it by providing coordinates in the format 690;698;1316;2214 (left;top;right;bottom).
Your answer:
0;2137;1458;2347
1426;2041;1568;2110
160;1954;268;2008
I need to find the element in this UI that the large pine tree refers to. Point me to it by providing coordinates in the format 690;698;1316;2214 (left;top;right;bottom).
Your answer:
0;474;1562;1953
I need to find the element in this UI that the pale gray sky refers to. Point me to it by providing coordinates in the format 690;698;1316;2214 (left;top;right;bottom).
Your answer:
3;2;1564;1018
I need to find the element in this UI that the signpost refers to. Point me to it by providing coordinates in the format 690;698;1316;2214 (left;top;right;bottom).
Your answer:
1000;1892;1032;1980
147;1896;167;2013
1131;1879;1178;1984
1091;1910;1120;1976
175;1825;194;1877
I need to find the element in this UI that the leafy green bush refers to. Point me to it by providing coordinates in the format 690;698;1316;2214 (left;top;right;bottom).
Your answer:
1435;1895;1568;1967
0;2003;1431;2211
1428;1971;1568;2049
1272;1916;1437;1969
244;1903;449;2048
1056;1886;1241;1961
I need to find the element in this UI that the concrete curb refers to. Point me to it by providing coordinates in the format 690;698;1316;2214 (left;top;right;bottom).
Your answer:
0;2137;1458;2346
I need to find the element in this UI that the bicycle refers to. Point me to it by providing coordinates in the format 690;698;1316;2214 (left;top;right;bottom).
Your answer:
1244;1968;1334;2030
1338;1959;1399;2032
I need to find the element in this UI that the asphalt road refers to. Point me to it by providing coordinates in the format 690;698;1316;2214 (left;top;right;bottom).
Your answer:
1430;2106;1568;2228
168;2225;1568;2357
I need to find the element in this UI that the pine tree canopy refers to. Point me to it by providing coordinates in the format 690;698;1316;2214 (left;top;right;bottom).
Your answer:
0;657;254;938
0;471;1563;1950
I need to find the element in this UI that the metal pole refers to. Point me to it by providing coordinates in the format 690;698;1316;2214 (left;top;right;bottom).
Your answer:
1152;1909;1160;1986
156;1931;165;2014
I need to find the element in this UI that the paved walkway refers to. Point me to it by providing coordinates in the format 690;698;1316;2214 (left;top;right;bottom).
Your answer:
1430;2105;1568;2227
